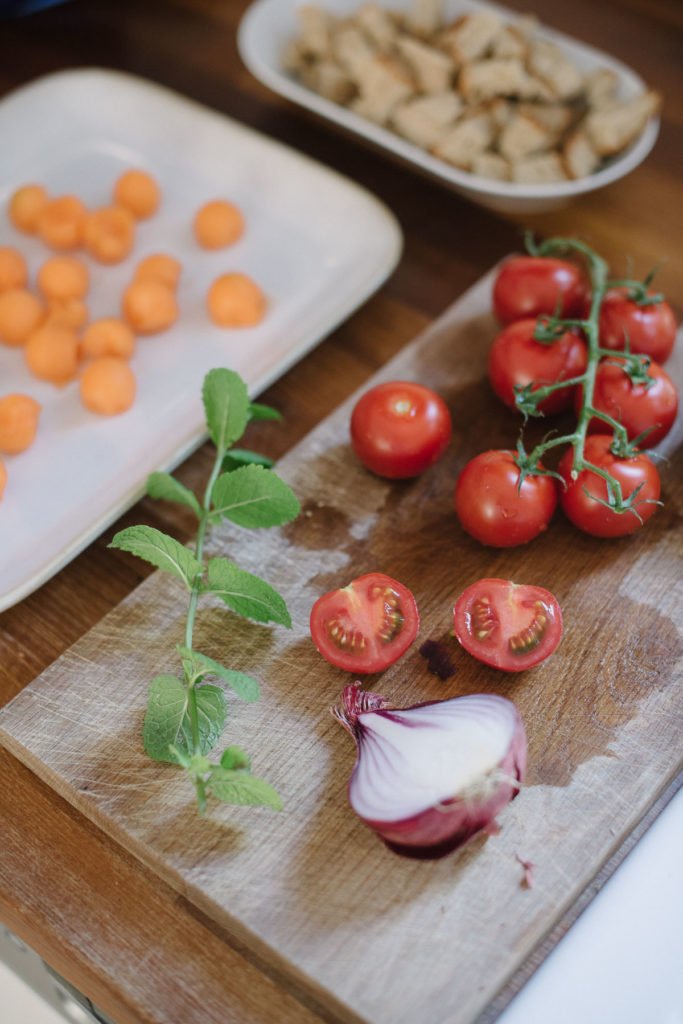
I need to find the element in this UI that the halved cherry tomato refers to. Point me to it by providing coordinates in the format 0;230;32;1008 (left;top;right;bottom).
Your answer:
492;256;588;326
558;435;660;538
310;572;419;673
454;450;557;547
582;357;678;447
488;318;588;414
453;578;563;672
599;288;677;365
350;381;451;479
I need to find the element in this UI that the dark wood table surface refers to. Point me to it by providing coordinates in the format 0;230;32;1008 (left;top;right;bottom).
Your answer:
1;1;681;1021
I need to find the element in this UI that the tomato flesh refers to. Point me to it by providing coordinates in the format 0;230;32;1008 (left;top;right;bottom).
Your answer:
310;572;419;673
454;578;563;672
492;256;588;326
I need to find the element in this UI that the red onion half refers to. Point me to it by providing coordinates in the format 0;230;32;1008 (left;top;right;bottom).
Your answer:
332;685;527;859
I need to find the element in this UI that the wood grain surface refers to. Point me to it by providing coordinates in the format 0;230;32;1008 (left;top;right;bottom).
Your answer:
2;273;682;1024
1;0;682;1021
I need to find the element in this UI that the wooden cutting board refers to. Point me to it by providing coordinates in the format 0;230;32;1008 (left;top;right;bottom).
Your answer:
1;271;682;1024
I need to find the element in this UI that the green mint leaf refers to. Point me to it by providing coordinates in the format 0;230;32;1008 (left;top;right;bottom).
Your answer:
177;645;261;701
220;746;251;771
110;526;202;589
202;369;250;450
221;448;275;473
248;401;282;422
205;557;292;629
178;684;227;757
210;465;299;528
207;767;283;810
143;675;188;764
147;472;201;518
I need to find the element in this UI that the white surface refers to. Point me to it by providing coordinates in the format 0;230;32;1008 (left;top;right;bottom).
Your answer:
0;68;402;612
0;963;69;1024
238;0;660;214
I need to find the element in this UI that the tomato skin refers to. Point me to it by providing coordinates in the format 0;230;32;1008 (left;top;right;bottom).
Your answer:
488;318;588;414
492;257;588;326
453;578;563;672
310;572;419;674
558;435;660;538
350;381;452;479
454;450;558;548
582;357;678;447
599;289;677;364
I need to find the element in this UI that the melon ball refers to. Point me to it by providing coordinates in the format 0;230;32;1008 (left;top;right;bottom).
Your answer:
0;394;42;454
113;169;160;220
134;253;182;290
122;279;178;335
46;298;89;331
84;206;135;265
8;184;48;235
0;458;6;500
81;318;135;360
80;357;136;415
0;289;45;347
25;325;79;385
37;255;89;301
193;200;244;250
206;273;267;327
0;247;28;291
38;195;88;250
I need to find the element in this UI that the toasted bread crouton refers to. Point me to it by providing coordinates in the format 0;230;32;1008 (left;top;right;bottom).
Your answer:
352;55;415;122
300;61;357;104
396;35;454;93
298;6;336;59
440;11;502;64
407;0;443;39
511;152;568;183
460;58;548;102
282;39;309;74
332;25;376;77
563;130;601;178
471;152;511;180
518;101;574;135
584;90;660;156
432;113;493;168
490;26;529;60
392;91;462;147
527;40;583;100
499;112;553;161
356;4;399;51
583;68;620;109
488;97;515;129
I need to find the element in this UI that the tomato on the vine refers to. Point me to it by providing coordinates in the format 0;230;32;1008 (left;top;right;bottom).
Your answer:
453;578;563;672
350;381;451;479
310;572;419;673
492;256;588;326
558;435;660;538
583;357;678;447
488;318;588;414
454;450;557;547
599;288;677;365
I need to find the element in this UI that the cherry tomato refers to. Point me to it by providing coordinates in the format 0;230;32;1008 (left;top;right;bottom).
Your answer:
454;450;557;547
310;573;419;673
350;381;451;479
599;288;677;364
488;318;588;415
454;578;563;672
492;256;588;326
583;357;678;447
558;435;660;538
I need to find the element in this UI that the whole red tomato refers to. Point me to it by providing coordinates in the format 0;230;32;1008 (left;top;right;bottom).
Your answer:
488;318;588;414
493;256;588;326
350;381;451;479
583;357;678;447
558;435;660;537
454;450;557;547
599;288;677;364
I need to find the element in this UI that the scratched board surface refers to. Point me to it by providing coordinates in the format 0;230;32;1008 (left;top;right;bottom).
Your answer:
1;272;681;1024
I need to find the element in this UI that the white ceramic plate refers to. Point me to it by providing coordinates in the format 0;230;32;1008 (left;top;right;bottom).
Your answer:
0;68;402;612
238;0;660;214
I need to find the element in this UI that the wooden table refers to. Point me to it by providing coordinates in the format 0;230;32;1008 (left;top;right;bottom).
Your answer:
1;1;681;1021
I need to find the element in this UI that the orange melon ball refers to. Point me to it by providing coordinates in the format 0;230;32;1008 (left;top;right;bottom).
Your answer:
37;255;89;302
0;289;45;347
81;318;135;360
0;394;42;455
206;273;267;328
0;458;6;500
46;298;89;331
122;279;178;335
134;253;182;290
113;169;160;220
193;200;244;250
80;357;136;415
8;184;48;235
25;325;79;385
84;206;135;265
0;247;28;291
38;195;88;251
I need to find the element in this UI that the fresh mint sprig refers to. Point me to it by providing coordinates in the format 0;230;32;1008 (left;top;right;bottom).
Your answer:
110;369;299;814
